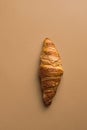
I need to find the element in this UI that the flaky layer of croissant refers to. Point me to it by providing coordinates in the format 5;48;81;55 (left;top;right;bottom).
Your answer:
39;38;64;106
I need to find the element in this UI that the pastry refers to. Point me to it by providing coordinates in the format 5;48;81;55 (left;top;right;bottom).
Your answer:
39;38;64;106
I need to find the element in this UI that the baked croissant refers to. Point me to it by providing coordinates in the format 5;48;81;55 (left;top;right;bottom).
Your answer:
39;38;64;106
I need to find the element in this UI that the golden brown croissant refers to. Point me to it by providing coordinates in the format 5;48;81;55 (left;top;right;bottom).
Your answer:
39;38;64;106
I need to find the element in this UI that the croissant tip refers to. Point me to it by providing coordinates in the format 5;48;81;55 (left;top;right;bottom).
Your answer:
44;37;50;40
43;100;52;107
42;93;52;107
43;37;51;42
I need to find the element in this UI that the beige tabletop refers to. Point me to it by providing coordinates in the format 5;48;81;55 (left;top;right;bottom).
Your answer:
0;0;87;130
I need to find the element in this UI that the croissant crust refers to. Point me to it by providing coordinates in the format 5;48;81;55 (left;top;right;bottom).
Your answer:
39;38;64;106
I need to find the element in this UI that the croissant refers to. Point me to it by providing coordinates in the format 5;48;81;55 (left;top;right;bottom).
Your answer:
39;38;64;106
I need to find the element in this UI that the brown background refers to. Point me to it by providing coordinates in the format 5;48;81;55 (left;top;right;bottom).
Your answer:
0;0;87;130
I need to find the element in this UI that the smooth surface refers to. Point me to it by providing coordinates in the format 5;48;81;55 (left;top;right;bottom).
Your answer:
0;0;87;130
